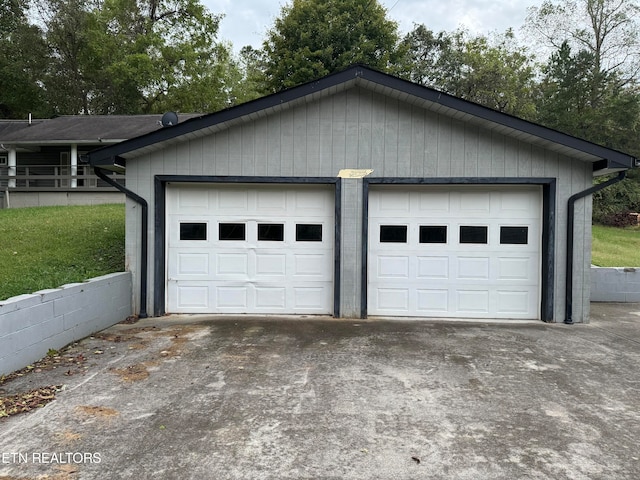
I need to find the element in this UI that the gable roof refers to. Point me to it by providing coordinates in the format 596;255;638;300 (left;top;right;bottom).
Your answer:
88;65;637;175
0;114;203;148
0;119;46;140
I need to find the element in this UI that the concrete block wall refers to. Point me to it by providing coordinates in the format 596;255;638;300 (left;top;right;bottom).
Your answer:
591;266;640;302
0;272;132;376
1;191;124;209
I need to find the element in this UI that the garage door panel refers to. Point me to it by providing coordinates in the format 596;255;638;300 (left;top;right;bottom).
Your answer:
456;257;490;280
256;190;287;213
377;191;411;214
496;290;533;315
459;192;491;214
369;186;541;319
166;281;213;311
377;256;410;278
456;290;490;314
294;254;330;277
178;188;210;210
417;289;449;313
175;253;210;276
417;192;450;214
255;253;287;276
376;288;410;312
217;190;248;210
216;253;249;276
216;286;249;308
294;190;332;215
255;287;286;308
168;252;214;280
294;286;331;309
499;192;539;217
497;257;534;281
417;257;449;279
166;184;334;314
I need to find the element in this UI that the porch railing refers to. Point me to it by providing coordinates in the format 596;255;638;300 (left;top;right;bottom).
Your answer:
0;165;125;189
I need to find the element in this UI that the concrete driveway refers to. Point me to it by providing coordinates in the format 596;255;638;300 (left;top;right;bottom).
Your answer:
1;303;639;479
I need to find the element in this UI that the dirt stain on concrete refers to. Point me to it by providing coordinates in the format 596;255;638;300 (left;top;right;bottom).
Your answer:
54;429;83;446
76;405;119;418
110;363;149;382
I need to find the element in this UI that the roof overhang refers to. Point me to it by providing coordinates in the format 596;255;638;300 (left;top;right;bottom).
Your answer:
88;65;637;176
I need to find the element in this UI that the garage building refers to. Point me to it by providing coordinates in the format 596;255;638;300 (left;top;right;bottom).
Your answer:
89;65;636;323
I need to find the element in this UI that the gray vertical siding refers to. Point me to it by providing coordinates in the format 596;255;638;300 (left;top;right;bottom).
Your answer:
340;179;363;317
126;85;595;321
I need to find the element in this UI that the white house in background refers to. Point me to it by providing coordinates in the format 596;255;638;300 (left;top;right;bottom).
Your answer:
88;65;637;324
0;114;201;208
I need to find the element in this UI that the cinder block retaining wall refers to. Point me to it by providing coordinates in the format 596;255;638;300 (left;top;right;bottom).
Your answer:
0;272;132;376
1;191;125;209
591;266;640;303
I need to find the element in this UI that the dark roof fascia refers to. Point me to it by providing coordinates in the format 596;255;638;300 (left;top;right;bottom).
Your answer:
4;140;124;146
88;65;637;170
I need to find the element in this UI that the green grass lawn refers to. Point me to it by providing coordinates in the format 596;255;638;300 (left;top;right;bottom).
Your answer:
592;224;640;267
0;204;125;301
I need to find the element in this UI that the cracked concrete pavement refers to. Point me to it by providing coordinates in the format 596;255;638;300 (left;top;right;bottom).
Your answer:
1;303;639;479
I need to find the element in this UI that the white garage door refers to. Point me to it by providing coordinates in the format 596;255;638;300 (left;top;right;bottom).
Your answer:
166;184;334;314
368;186;541;319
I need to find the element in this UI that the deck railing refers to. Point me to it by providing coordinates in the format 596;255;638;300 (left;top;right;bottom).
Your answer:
0;165;124;189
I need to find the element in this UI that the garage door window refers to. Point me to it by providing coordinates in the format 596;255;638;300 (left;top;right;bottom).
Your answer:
420;226;447;244
219;223;246;241
380;225;407;243
180;223;207;241
258;223;284;241
460;226;488;244
296;224;322;242
500;226;528;245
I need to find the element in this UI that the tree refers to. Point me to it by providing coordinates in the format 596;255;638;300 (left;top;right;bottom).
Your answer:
40;0;97;114
399;27;538;118
1;0;27;33
397;26;463;91
231;46;269;103
525;0;640;85
526;1;640;223
537;42;640;223
262;0;402;92
537;41;640;149
39;0;237;114
0;0;50;118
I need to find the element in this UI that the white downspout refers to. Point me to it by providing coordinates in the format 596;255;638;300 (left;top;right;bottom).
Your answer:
70;144;78;188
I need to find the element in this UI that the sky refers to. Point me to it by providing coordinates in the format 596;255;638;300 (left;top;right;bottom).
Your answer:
202;0;546;52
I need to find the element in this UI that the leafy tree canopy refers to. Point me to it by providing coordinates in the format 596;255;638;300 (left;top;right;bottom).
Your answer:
525;0;640;83
36;0;239;115
399;26;538;118
536;41;640;150
0;0;49;118
262;0;402;92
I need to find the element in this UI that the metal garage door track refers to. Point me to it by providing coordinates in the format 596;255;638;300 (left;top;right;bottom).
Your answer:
1;304;639;479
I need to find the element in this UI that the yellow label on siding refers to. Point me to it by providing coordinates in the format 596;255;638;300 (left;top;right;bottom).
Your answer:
337;169;374;178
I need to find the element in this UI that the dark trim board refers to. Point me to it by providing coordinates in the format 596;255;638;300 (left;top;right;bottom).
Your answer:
361;177;556;322
153;175;342;317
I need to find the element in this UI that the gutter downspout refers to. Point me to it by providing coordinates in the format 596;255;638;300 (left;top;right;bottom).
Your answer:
94;166;148;319
565;170;626;324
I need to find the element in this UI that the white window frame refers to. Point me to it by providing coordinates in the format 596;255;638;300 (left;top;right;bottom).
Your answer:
0;154;7;166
